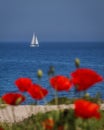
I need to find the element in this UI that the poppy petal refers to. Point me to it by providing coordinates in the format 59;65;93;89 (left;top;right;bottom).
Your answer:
28;84;48;100
2;93;25;105
50;75;72;91
71;68;103;91
15;77;32;92
74;99;101;119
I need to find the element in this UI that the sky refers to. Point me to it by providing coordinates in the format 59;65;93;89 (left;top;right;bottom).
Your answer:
0;0;104;42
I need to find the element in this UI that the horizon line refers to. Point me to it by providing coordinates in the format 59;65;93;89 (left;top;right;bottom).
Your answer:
0;41;104;43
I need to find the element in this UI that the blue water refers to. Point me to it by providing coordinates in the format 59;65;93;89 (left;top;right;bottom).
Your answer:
0;42;104;104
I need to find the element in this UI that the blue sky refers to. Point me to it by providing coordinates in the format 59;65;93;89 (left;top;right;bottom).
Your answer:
0;0;104;42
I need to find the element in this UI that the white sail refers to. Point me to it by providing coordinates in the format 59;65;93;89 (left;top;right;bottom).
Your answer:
31;34;35;45
30;33;39;47
35;36;39;46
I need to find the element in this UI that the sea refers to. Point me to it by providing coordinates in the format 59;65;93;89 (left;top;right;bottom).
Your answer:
0;42;104;104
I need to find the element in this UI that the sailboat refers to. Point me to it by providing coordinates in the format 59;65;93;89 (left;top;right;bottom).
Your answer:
30;33;39;47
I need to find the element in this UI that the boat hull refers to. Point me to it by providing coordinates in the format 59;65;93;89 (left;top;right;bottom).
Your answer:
30;44;39;47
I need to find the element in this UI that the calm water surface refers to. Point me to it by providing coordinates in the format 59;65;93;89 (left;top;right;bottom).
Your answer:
0;42;104;104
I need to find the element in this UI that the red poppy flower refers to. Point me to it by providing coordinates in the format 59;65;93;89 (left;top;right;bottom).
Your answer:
15;77;32;92
42;118;54;130
58;126;64;130
74;99;101;119
2;93;25;105
0;127;4;130
50;75;72;91
28;84;48;100
71;68;103;91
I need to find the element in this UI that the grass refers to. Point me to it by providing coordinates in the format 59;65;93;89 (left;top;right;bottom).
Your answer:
0;109;104;130
0;95;104;130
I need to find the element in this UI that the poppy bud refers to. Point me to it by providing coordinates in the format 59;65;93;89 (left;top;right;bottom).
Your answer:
48;66;55;76
83;93;90;100
15;97;23;105
50;66;55;73
84;93;90;98
37;69;43;79
75;58;80;68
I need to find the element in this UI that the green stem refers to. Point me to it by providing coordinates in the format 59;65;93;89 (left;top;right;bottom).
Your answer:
82;119;89;130
11;106;16;123
55;90;58;105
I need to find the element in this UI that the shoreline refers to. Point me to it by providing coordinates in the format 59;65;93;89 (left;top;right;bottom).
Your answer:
0;104;74;123
0;104;104;123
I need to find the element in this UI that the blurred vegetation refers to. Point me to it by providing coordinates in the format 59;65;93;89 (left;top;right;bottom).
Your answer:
0;93;104;130
0;109;104;130
47;92;103;105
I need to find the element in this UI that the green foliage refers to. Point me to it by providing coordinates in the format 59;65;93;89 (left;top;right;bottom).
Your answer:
83;92;103;104
1;109;104;130
47;94;103;105
0;98;7;109
47;97;76;105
